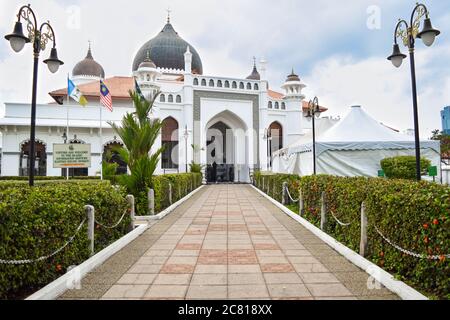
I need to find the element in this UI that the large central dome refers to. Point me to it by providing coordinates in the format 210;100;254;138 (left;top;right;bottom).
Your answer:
132;20;203;74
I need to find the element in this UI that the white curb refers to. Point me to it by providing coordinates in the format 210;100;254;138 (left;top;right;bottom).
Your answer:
250;185;428;301
27;185;205;300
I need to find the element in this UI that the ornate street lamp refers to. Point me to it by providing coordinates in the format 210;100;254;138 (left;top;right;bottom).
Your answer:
263;128;273;171
387;3;440;181
5;4;64;186
183;125;190;173
305;96;322;175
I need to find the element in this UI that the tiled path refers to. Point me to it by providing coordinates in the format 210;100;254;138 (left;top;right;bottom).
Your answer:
60;185;399;300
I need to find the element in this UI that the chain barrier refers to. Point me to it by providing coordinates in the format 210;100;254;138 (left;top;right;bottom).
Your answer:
0;218;87;265
95;209;128;229
329;210;352;227
284;184;299;203
374;225;449;260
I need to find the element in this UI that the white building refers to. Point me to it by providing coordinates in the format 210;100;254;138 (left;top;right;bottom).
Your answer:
0;17;326;183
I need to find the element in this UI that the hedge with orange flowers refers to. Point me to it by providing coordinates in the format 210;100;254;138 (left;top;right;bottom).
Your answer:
254;172;449;299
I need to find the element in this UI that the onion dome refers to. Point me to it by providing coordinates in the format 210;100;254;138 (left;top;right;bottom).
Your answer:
246;58;261;80
286;68;300;82
132;16;203;74
138;50;157;69
72;44;105;78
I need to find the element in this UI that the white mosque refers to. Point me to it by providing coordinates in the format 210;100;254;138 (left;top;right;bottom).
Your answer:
0;15;329;183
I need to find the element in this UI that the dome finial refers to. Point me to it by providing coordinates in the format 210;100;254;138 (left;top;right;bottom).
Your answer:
166;7;171;23
246;57;261;80
86;40;93;59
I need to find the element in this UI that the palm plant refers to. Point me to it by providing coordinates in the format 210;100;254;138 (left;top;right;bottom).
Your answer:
109;91;163;203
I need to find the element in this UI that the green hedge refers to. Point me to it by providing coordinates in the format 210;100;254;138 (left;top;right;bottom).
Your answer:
0;181;130;300
381;156;431;180
254;172;449;299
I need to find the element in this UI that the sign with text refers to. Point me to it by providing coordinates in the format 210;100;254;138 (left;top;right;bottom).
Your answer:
53;144;91;168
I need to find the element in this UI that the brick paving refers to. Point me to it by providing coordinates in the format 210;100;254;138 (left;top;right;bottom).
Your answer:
60;185;400;300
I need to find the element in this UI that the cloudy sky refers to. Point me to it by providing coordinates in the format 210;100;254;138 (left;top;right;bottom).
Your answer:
0;0;449;137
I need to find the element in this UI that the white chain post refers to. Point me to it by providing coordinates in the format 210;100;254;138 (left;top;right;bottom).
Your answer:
262;177;265;191
320;191;327;231
85;205;95;256
282;182;287;205
360;202;368;257
299;188;304;216
168;183;173;205
127;195;135;229
148;189;155;216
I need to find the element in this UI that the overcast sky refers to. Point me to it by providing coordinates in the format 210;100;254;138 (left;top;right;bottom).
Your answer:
0;0;449;137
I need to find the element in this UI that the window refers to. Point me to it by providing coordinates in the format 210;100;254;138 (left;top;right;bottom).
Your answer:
176;95;182;103
225;81;230;88
161;117;179;169
232;81;237;89
201;79;207;86
160;94;166;103
246;83;252;90
168;94;174;103
254;83;259;90
103;142;127;175
275;102;279;109
239;82;244;89
268;101;273;109
20;140;47;177
281;102;286;110
193;78;199;86
209;79;215;87
217;80;223;88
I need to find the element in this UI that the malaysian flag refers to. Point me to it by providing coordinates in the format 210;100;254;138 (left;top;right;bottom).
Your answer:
100;80;113;112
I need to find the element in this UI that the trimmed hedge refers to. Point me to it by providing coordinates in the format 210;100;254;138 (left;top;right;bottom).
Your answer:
0;181;130;300
254;172;449;300
381;156;431;180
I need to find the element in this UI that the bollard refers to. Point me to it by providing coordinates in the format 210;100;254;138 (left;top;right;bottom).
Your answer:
360;202;368;257
168;183;173;205
127;195;135;230
320;192;327;231
148;189;155;216
262;177;265;191
85;205;95;256
282;182;287;205
299;188;304;216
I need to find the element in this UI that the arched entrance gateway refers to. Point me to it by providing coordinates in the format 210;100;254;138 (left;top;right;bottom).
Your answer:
205;111;249;183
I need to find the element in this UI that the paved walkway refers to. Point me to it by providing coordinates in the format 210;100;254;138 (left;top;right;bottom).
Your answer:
60;185;399;300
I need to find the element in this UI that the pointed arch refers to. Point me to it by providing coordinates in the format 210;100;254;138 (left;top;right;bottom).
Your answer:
162;117;179;169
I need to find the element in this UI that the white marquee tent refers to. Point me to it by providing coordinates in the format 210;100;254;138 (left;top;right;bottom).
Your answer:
273;106;441;178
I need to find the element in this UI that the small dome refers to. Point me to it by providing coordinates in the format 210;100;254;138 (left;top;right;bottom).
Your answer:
72;45;105;79
138;51;157;69
286;69;300;82
246;60;260;80
132;18;203;74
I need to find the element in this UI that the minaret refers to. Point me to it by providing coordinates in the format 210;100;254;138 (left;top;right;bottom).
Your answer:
281;69;306;145
133;50;161;101
183;46;194;172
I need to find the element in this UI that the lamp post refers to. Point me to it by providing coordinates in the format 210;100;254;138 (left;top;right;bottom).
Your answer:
5;5;64;186
263;128;272;171
305;97;322;175
387;3;440;181
183;125;190;173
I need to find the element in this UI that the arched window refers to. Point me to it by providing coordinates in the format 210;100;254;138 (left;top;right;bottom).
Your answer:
19;140;47;177
201;79;207;86
103;141;127;175
254;83;259;90
269;122;283;155
275;102;279;109
193;78;199;86
281;102;286;110
176;95;182;103
239;82;244;89
209;79;215;87
232;81;237;89
161;117;179;169
217;80;223;88
268;101;273;109
168;94;174;103
160;94;166;103
225;81;230;88
246;83;252;90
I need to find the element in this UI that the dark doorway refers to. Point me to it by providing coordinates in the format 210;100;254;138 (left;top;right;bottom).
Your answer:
206;121;234;183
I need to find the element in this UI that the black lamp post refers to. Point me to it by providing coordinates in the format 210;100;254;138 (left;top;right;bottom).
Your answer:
387;3;440;181
5;4;64;186
263;128;272;171
183;125;190;173
306;97;322;175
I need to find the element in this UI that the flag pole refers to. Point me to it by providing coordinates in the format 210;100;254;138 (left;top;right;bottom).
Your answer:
66;74;70;180
100;88;103;181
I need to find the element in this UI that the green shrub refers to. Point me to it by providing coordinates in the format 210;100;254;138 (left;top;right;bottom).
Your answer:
255;172;449;299
381;156;431;180
0;181;130;300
